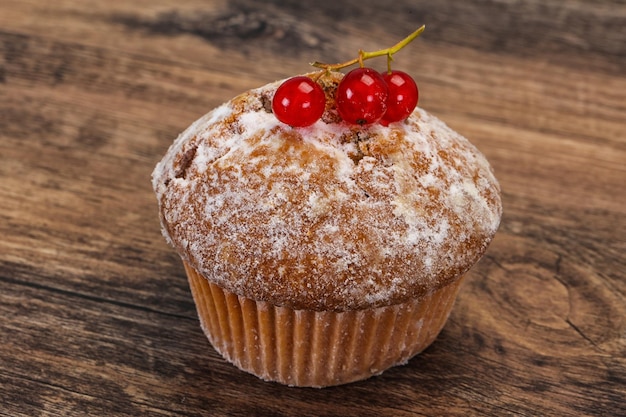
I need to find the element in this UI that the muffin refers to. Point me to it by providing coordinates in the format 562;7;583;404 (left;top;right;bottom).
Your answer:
152;70;501;387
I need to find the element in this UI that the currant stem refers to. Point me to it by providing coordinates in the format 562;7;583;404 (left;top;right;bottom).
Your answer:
311;25;425;71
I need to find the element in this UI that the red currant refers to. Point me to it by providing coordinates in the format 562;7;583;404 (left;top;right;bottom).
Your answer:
335;67;389;125
380;70;419;125
272;76;325;127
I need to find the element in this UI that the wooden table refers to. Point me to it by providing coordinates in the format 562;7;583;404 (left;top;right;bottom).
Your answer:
1;0;624;415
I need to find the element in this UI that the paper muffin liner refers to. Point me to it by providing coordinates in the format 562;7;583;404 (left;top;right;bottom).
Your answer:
183;261;463;388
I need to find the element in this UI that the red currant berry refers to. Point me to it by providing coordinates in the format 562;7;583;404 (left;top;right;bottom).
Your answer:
335;67;389;125
272;76;326;127
380;70;419;125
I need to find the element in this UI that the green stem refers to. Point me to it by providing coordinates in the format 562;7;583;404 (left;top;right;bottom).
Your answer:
311;25;425;71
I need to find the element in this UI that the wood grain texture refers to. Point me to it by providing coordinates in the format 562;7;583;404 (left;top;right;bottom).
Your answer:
1;0;624;415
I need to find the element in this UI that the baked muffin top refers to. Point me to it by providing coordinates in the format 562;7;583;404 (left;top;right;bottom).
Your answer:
152;72;502;311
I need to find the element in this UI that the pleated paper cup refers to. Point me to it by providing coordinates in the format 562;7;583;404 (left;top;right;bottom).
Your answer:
184;261;463;388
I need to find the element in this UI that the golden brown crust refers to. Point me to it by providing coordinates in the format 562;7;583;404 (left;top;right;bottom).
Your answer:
152;72;502;311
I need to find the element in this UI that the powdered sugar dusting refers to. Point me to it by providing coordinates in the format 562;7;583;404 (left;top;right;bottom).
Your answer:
152;73;502;311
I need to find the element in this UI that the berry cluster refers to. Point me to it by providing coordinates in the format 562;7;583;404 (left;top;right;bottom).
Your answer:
271;26;424;128
271;69;418;128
